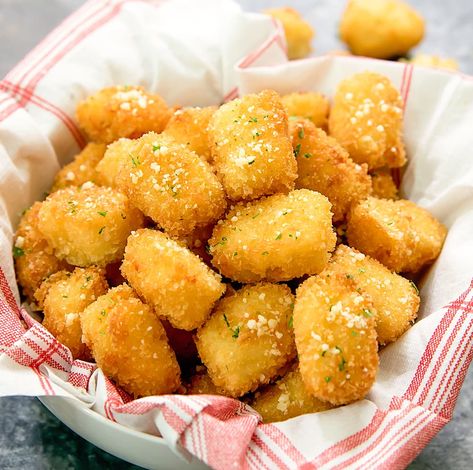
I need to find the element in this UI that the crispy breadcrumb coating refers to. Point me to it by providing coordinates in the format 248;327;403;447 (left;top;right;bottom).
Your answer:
294;273;378;405
186;370;224;395
121;229;225;330
251;367;334;423
405;54;459;71
209;189;336;282
340;0;424;59
195;283;296;397
328;245;419;344
81;284;181;397
329;71;406;169
290;118;372;222
347;197;447;273
281;92;330;129
38;184;144;266
115;132;227;236
163;106;216;161
35;267;108;359
76;86;171;144
208;90;297;201
52;143;106;191
370;168;399;199
264;7;314;60
14;202;70;301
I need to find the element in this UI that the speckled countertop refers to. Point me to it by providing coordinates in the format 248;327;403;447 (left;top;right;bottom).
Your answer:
0;0;472;468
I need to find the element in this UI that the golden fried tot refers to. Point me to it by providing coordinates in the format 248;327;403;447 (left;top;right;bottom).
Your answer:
115;133;227;237
163;107;216;161
209;189;336;282
52;143;106;191
14;202;70;301
121;229;225;330
281;92;330;129
251;367;334;423
329;71;406;169
340;0;424;59
35;267;108;359
328;245;419;344
347;197;447;273
208;90;297;201
38;184;143;267
186;370;224;396
406;54;459;71
76;86;171;144
294;273;378;405
195;283;296;397
81;284;180;397
95;138;135;188
290;118;372;222
264;8;314;60
370;169;399;199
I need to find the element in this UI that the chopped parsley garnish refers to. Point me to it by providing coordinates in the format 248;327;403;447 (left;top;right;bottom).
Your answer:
97;211;107;217
248;158;256;165
298;127;304;139
152;144;161;152
288;315;293;328
252;213;260;219
363;308;374;318
275;233;282;240
100;310;107;317
262;251;269;256
321;350;327;357
325;376;332;383
294;143;301;158
358;268;366;273
249;117;258;123
303;153;312;159
98;226;106;235
338;356;347;372
410;280;419;295
351;330;358;337
129;153;140;167
346;273;354;279
233;251;238;257
13;246;24;258
223;313;240;339
67;201;77;214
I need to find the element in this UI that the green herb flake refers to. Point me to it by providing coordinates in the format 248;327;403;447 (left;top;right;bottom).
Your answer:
129;152;140;167
351;330;358;337
275;233;282;240
358;268;366;273
338;356;347;372
321;350;327;357
152;144;161;152
294;143;301;158
232;326;240;339
100;309;107;317
298;127;305;139
223;313;240;339
252;213;260;219
346;273;354;279
249;117;258;123
97;211;107;217
62;295;68;299
325;376;332;383
288;315;293;328
262;251;269;256
363;308;374;318
13;246;24;258
98;226;106;235
303;153;312;159
248;158;256;165
410;281;420;295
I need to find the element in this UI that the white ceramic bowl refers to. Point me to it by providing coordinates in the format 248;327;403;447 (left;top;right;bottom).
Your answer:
40;397;208;469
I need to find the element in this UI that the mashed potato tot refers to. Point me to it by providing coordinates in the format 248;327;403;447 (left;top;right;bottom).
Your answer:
38;184;143;266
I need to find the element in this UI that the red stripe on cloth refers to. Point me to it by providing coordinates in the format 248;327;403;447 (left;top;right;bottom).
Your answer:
402;65;414;110
0;267;20;316
312;408;386;467
259;425;306;468
32;366;54;395
7;0;110;85
247;442;273;470
375;413;447;470
329;403;422;470
358;406;433;468
250;431;288;470
0;81;86;147
429;312;469;412
30;325;72;367
434;315;473;416
67;360;96;389
0;1;125;124
416;311;468;407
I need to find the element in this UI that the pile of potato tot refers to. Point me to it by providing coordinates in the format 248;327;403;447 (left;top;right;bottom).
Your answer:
13;71;447;422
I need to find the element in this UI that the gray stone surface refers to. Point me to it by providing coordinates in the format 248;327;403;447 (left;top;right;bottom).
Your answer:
0;0;471;468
